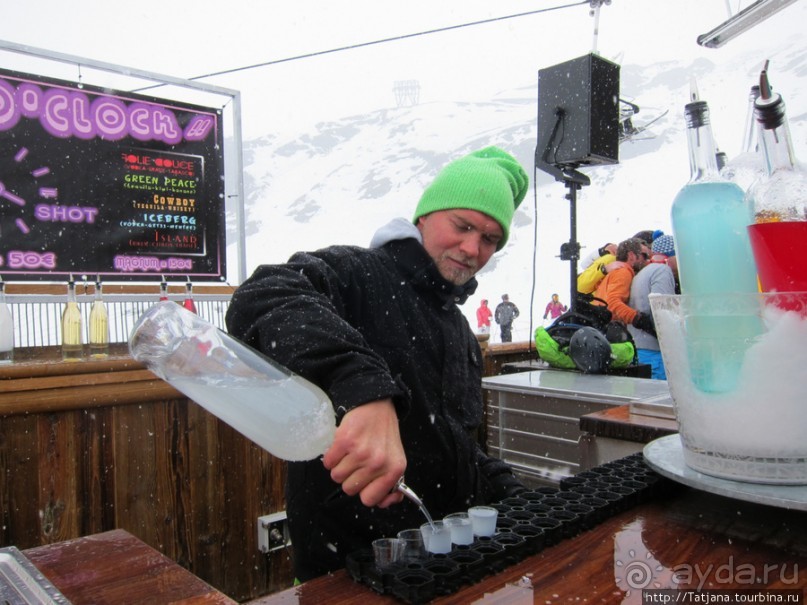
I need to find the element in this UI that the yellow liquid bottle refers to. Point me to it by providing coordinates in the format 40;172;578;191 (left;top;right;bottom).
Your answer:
89;277;109;358
61;275;83;361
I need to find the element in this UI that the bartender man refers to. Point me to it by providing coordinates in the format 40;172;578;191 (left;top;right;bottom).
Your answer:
226;146;528;581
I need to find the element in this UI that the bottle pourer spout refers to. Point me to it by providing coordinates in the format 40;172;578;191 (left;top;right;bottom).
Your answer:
689;76;699;102
394;476;424;508
759;59;772;100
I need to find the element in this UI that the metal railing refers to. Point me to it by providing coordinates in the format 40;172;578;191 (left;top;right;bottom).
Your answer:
5;293;231;348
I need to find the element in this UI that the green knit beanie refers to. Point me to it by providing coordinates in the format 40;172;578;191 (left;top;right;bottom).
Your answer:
413;146;529;250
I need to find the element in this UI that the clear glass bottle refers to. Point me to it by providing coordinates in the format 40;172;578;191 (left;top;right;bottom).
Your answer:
721;85;764;193
61;274;84;361
746;64;807;292
159;276;169;302
88;276;109;358
670;84;761;393
0;277;14;364
129;301;335;461
715;149;728;171
672;91;759;296
183;278;197;314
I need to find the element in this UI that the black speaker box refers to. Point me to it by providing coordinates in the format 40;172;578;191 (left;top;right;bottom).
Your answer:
537;53;620;168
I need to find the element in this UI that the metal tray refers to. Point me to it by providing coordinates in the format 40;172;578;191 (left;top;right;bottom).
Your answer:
643;434;807;511
0;546;71;604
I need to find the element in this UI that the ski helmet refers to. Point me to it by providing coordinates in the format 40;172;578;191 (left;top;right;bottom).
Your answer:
569;327;612;374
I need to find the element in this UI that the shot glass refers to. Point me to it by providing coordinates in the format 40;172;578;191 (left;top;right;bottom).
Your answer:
420;521;451;554
468;505;498;537
396;528;427;562
443;512;474;545
372;537;403;569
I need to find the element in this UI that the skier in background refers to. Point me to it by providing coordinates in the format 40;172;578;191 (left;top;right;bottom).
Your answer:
494;294;519;342
543;293;568;321
476;299;492;333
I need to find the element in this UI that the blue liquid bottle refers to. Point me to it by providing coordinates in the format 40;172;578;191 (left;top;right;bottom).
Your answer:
671;85;761;393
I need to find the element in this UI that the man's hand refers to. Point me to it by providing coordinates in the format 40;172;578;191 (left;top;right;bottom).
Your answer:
322;399;406;508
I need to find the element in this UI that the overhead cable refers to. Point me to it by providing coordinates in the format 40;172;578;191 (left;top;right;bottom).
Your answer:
135;1;588;91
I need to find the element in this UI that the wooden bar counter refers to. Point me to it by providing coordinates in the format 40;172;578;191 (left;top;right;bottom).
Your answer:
250;482;807;604
24;529;237;604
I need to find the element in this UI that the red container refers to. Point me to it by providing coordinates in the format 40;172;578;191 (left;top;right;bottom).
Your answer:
748;221;807;292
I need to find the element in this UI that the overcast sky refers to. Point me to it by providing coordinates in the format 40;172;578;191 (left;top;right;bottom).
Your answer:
3;1;804;138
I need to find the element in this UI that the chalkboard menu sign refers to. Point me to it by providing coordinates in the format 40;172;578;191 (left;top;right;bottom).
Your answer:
0;67;225;281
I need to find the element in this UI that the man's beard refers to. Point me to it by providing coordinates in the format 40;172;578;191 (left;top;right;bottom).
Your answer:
436;253;478;286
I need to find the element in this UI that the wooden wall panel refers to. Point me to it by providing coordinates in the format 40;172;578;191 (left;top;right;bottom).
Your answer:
37;412;82;543
0;414;41;546
112;403;162;549
1;354;288;602
78;407;113;536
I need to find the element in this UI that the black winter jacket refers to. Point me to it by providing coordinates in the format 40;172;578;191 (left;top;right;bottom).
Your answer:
226;236;523;580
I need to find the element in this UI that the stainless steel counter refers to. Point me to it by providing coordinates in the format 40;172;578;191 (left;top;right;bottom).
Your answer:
483;369;671;486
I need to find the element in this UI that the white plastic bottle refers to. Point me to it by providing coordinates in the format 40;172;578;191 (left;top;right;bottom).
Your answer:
0;278;14;364
129;302;335;461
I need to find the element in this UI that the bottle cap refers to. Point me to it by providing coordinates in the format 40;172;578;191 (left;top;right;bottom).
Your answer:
684;100;709;128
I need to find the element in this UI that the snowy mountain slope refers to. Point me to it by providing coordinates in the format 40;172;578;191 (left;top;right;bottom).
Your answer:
234;43;807;342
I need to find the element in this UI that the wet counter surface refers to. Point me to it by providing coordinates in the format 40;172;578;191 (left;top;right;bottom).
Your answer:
249;480;807;604
24;529;237;604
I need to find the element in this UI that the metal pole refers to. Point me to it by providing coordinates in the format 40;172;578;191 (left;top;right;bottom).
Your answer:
591;3;601;54
567;181;580;313
231;92;248;283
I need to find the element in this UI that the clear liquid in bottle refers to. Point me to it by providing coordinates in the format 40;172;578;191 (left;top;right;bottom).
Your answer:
129;302;336;461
